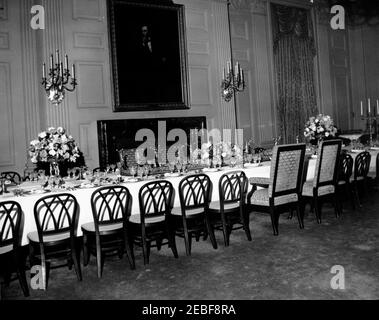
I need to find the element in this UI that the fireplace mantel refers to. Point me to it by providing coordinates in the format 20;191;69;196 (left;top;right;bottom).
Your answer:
97;117;206;168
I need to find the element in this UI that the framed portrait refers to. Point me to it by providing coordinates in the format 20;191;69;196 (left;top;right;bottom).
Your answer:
108;0;190;111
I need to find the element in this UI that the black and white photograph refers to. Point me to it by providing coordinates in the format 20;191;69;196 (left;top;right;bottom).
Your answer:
0;0;379;306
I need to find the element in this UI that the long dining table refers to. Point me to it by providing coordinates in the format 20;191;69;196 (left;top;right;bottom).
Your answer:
1;149;377;246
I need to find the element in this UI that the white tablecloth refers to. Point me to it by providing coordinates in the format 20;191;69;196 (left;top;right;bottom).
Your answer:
1;150;376;246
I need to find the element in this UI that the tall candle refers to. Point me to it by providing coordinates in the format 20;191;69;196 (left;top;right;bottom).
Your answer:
368;98;371;114
377;100;379;115
42;63;46;78
223;68;225;79
60;62;63;78
361;101;363;116
72;64;75;78
65;55;68;70
56;50;60;64
50;54;54;68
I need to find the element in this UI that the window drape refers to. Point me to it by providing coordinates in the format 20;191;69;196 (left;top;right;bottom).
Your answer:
272;4;318;144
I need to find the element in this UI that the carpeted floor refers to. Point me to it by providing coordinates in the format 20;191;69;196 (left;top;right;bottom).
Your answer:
2;193;379;300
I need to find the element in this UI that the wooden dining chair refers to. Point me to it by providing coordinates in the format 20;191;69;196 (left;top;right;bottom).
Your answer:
0;201;29;299
351;151;371;208
208;170;250;246
0;172;22;185
81;185;135;278
28;193;82;290
301;140;342;224
129;180;178;265
247;143;306;235
171;174;217;256
336;152;355;209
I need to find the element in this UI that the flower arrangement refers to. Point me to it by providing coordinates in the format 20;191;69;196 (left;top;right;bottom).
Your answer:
29;127;81;164
198;141;243;167
304;114;338;144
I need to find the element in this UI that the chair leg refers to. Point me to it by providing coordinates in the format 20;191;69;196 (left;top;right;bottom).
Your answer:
82;233;90;267
95;239;103;278
142;237;149;265
333;193;341;218
182;220;191;256
167;230;179;259
15;251;29;297
40;248;48;290
243;213;252;241
269;208;279;236
296;204;304;229
220;213;229;246
123;232;135;270
205;216;218;250
352;182;362;209
71;240;82;281
314;198;322;224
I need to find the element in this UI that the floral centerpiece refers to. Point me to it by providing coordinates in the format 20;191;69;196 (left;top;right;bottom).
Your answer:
198;141;243;168
304;114;338;145
29;127;84;176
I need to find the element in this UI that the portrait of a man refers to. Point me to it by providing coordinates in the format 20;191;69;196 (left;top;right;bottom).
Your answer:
108;0;189;111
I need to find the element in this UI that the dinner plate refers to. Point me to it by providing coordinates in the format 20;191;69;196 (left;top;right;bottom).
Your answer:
244;163;261;168
351;149;363;153
370;147;379;151
202;168;219;173
164;173;181;177
124;178;140;183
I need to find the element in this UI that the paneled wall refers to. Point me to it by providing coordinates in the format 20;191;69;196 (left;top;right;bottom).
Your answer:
349;24;379;130
1;0;378;173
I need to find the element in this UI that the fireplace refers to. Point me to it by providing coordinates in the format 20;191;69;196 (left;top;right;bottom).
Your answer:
97;117;206;168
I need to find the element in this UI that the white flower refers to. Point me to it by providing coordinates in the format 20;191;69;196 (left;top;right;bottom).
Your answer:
38;131;47;139
57;127;65;134
49;149;56;156
30;139;39;146
31;156;38;163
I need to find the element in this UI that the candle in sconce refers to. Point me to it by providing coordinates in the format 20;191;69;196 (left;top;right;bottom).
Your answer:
72;64;76;78
223;68;225;79
42;63;46;78
60;62;64;78
50;54;54;68
377;100;379;115
368;98;371;114
56;50;60;64
65;55;68;70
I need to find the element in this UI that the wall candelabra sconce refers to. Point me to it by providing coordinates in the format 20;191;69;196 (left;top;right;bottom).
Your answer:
42;50;77;106
220;0;245;104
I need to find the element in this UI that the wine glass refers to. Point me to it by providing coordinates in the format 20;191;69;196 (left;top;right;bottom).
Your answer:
176;161;182;174
129;166;136;177
143;165;150;178
168;162;176;174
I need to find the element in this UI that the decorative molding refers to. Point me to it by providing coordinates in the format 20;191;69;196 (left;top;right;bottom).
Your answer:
188;41;210;55
230;0;250;10
187;9;209;32
0;32;9;49
234;49;249;62
72;0;104;21
73;32;105;49
189;66;212;106
250;0;267;15
0;0;8;20
20;0;40;145
0;62;15;166
76;61;109;108
231;20;249;40
79;124;92;159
